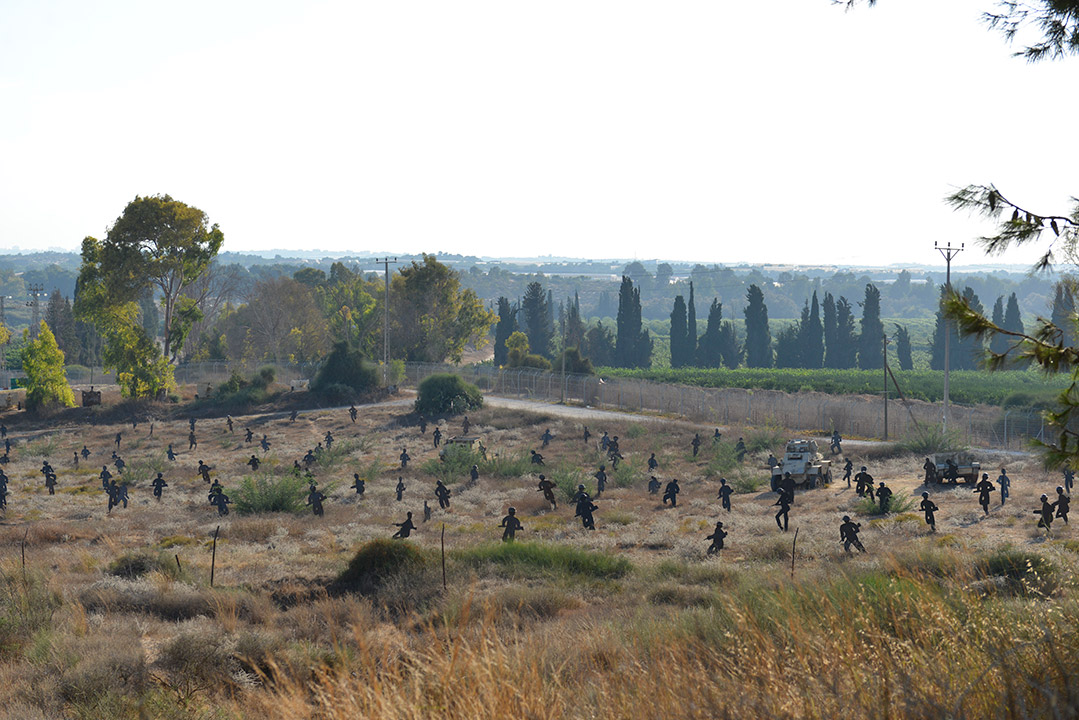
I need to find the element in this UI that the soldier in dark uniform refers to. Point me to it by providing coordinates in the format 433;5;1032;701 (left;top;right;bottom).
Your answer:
1055;486;1070;524
717;477;733;512
766;453;778;470
779;472;796;505
116;481;129;509
106;479;120;513
303;449;317;469
1065;467;1075;494
973;473;995;515
350;474;365;496
1036;494;1055;532
830;430;842;454
188;430;197;450
593;465;607;498
198;461;212;484
392;511;416;539
854;466;874;498
349;405;358;423
600;432;610;452
0;474;7;509
713;428;722;444
434;480;451;510
73;450;79;468
537;475;557;508
662;478;680;507
998;468;1011;505
189;418;197;433
324;431;334;449
920;491;938;532
100;466;113;490
840;515;865;552
648;453;658;471
210;487;231;516
419;416;427;434
462;416;471;435
706;521;727;555
469;464;479;486
648;476;661;495
423;500;431;522
574;491;597;530
208;479;222;499
433;427;442;448
876;482;893;514
500;507;523;541
943;458;959;483
541;428;553;448
395;477;406;501
115;432;122;449
260;435;271;453
245;428;254;443
400;448;410;469
583;427;591;445
923;457;936;484
167;444;176;461
306;485;326;517
691;434;701;458
81;445;91;461
226;415;234;433
530;450;544;466
248;455;260;472
735;438;747;463
42;461;57;495
113;454;126;474
774;492;791;531
289;410;298;423
152;472;168;501
0;424;6;439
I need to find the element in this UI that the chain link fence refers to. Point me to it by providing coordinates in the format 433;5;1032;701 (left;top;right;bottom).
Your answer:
401;363;1047;451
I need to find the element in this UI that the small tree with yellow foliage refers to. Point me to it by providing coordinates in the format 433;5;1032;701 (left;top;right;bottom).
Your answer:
21;322;75;412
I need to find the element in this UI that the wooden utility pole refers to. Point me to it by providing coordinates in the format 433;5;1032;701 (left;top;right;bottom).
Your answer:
374;258;398;386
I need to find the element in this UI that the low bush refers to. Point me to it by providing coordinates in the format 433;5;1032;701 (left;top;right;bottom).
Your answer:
454;542;631;579
899;423;967;455
415;373;483;416
0;569;62;659
205;367;278;408
233;473;310;515
333;539;427;595
856;493;916;517
976;547;1058;597
107;551;179;580
312;342;378;396
421;444;483;483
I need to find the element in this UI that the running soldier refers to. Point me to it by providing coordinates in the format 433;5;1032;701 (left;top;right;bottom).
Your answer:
840;516;865;553
167;444;176;461
998;468;1011;505
500;507;523;541
248;455;260;471
462;416;471;435
920;492;938;532
530;450;545;466
735;438;747;463
152;472;168;501
774;492;791;531
541;428;553;448
854;466;875;498
1056;486;1070;524
306;485;326;517
1036;494;1055;533
537;475;557;508
717;477;733;512
433;427;442;448
648;453;658;471
593;465;607;498
691;434;701;458
1065;467;1075;494
469;464;479;487
392;512;416;539
395;477;406;501
434;480;451;510
350;474;365;496
706;521;727;555
349;405;358;423
423;500;431;522
574;491;597;530
662;478;680;507
648;476;661;495
400;448;410;469
188;430;197;450
974;474;995;515
876;481;893;514
923;457;936;484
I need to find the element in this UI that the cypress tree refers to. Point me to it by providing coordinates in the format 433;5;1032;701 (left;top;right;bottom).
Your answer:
857;284;884;370
1051;283;1076;347
990;296;1008;355
957;287;985;370
697;298;723;368
744;284;772;368
717;320;741;368
522;282;551;357
493;296;516;366
615;277;651;368
835;296;858;368
802;291;824;369
822;292;839;368
669;295;689;368
774;323;802;368
687;281;698;363
894;323;913;370
566;292;586;351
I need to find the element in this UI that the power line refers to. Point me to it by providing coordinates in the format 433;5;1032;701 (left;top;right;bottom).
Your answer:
934;241;964;432
26;284;45;338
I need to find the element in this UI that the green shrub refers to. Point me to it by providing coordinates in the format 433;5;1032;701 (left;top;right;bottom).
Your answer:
233;473;310;515
422;444;482;483
415;373;483;416
454;542;631;579
107;551;179;579
334;539;427;594
206;367;278;408
856;493;916;516
0;569;61;659
549;465;587;501
312;342;378;395
484;452;532;478
899;423;967;455
704;441;739;477
746;420;784;453
977;547;1058;596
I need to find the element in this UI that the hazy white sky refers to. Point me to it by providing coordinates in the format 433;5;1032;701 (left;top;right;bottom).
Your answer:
1;0;1075;267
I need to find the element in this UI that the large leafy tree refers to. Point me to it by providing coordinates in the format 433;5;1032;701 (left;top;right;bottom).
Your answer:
78;195;223;362
22;322;75;411
388;255;495;364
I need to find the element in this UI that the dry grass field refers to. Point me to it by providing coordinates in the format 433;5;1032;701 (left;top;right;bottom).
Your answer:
0;387;1074;719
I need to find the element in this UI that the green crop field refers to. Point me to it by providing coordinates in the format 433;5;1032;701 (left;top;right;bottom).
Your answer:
596;366;1068;407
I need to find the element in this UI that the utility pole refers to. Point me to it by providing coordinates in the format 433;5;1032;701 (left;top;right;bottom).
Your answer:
882;333;889;441
934;242;964;432
560;311;567;403
26;284;44;338
0;297;6;371
373;258;397;386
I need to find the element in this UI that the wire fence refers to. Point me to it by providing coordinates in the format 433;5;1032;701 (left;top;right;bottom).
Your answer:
50;360;1047;451
401;363;1047;451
